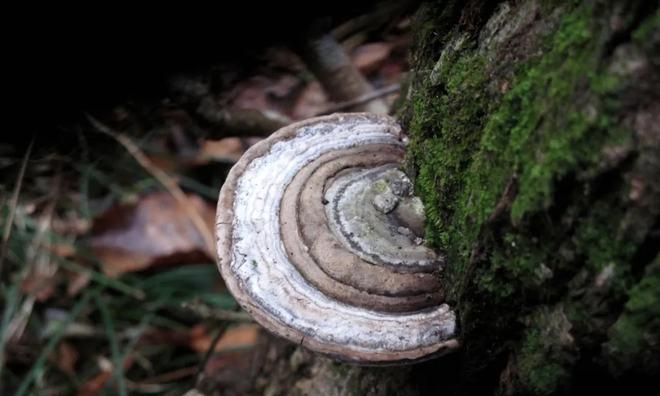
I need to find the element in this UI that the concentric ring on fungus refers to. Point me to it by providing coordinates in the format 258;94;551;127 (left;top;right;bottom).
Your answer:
216;113;458;364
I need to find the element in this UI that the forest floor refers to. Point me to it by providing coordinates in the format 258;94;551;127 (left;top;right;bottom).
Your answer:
0;11;413;396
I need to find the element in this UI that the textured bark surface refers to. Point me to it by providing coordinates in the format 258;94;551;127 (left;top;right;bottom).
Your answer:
236;1;660;394
404;0;660;394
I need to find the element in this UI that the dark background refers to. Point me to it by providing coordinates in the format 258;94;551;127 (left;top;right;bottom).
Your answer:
8;4;388;133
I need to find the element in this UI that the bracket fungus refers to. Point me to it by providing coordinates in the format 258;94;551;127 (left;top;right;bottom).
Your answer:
216;113;458;364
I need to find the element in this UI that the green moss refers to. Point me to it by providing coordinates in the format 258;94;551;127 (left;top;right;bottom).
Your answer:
409;51;491;249
631;8;660;42
467;6;616;225
410;3;631;303
479;233;552;299
605;255;660;374
521;361;568;396
574;201;634;275
407;1;655;393
410;1;464;69
511;306;577;395
632;8;660;67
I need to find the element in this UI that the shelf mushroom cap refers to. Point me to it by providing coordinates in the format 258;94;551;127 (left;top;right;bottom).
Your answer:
216;113;458;364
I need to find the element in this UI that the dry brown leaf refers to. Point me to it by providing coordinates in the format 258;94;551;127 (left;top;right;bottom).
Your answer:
77;371;112;396
140;328;190;347
21;270;58;302
66;271;92;297
76;357;134;396
351;42;394;75
143;154;180;175
189;324;259;353
55;341;79;375
90;192;215;277
291;81;329;120
231;74;301;116
45;242;76;258
51;214;91;236
203;349;255;385
195;137;262;164
138;323;259;355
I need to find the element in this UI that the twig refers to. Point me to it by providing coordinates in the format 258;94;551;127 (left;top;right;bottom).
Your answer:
0;137;34;275
311;83;401;116
86;116;215;255
192;301;246;389
195;323;229;389
182;300;253;323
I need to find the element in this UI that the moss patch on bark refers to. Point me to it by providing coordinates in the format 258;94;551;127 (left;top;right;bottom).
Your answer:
406;1;660;394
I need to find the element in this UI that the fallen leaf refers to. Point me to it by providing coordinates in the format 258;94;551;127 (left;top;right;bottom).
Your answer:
44;242;76;258
51;214;91;236
231;74;302;116
203;349;255;388
77;356;134;396
141;328;190;348
194;137;261;164
291;81;329;120
138;323;259;355
55;341;79;375
263;47;307;74
189;324;259;353
77;371;112;396
351;42;394;75
66;271;92;297
91;192;215;277
21;270;58;302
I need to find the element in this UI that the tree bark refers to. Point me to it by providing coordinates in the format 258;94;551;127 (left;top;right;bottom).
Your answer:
226;1;660;395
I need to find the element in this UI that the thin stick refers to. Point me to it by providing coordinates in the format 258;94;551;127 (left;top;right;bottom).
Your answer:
193;301;243;388
86;116;215;255
0;137;34;275
311;83;400;117
195;322;229;388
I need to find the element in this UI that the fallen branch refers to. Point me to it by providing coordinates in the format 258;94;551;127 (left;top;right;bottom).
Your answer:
298;32;388;114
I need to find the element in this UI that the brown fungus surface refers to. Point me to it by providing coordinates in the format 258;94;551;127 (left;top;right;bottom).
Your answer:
216;113;457;364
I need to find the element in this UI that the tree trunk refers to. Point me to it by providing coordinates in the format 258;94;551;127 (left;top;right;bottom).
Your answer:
238;1;660;395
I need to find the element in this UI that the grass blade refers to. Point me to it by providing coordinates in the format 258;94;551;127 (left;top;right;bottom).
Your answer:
51;254;145;300
0;283;21;383
94;292;127;396
14;291;93;396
